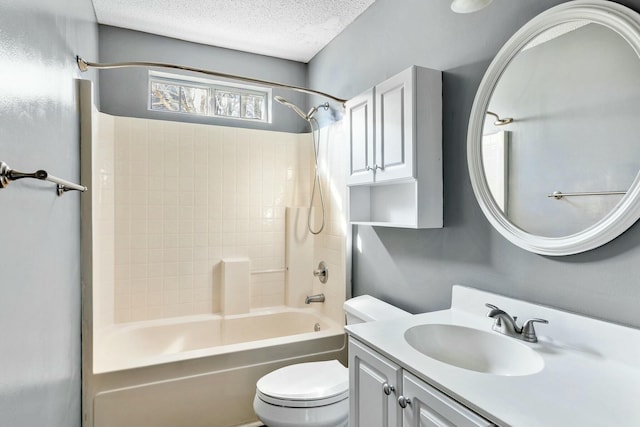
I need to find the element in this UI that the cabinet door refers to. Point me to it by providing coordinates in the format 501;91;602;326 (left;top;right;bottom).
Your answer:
346;88;375;185
349;338;403;427
375;67;415;183
401;372;494;427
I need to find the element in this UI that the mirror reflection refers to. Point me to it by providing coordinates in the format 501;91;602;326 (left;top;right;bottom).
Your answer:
482;21;640;237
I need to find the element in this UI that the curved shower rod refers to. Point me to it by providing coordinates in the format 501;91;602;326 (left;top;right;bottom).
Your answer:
76;56;347;105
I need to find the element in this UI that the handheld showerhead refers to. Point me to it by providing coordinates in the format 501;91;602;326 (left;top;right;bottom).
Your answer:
274;96;308;120
275;96;330;121
274;95;331;235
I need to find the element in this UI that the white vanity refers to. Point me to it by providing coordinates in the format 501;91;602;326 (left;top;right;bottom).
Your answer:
346;285;640;427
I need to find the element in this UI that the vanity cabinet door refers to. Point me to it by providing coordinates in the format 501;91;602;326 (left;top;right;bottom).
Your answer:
346;88;375;185
349;338;403;427
401;371;494;427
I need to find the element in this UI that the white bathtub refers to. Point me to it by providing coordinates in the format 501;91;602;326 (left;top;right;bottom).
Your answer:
89;307;346;427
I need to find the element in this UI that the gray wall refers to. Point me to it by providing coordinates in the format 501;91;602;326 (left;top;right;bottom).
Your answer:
309;0;640;328
98;25;309;133
0;0;98;426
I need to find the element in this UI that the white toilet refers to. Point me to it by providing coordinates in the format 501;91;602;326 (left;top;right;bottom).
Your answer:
253;295;411;427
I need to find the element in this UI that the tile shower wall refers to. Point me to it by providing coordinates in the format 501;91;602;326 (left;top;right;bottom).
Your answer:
112;117;312;322
312;122;348;323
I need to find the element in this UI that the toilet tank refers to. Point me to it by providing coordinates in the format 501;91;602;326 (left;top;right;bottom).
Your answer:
343;295;411;325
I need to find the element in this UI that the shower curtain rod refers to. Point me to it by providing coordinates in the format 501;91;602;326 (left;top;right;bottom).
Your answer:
76;56;348;104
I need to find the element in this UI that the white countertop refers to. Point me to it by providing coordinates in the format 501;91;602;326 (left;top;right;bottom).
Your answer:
345;286;640;427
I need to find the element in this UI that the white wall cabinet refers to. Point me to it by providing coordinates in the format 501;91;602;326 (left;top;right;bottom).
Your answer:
346;66;442;228
349;338;495;427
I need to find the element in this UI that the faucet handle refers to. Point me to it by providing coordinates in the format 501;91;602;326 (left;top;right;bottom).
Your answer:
485;303;503;317
521;318;549;343
313;261;328;284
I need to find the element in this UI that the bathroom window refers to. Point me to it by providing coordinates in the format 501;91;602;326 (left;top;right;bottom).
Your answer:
149;71;271;122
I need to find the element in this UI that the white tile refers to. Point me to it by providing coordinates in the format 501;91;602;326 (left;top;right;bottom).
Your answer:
115;309;132;323
163;276;179;290
193;274;210;289
193;262;209;276
178;262;194;276
131;292;147;309
131;278;148;293
115;293;132;309
163;289;179;305
164;262;178;277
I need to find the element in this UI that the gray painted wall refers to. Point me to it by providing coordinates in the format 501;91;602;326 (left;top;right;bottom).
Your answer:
98;25;309;133
0;0;98;426
308;0;640;328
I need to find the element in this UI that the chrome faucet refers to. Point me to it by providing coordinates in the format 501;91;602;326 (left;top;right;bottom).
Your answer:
305;293;325;304
485;303;548;343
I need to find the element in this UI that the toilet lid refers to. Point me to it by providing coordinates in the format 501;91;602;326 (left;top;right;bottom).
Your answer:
256;360;348;407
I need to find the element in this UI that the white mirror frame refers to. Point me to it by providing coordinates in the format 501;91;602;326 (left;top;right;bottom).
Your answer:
468;0;640;256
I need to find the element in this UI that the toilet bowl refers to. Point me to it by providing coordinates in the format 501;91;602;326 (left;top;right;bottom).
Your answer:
253;295;410;427
253;360;348;427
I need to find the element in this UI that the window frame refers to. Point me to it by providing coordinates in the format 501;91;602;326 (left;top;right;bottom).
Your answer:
148;71;272;123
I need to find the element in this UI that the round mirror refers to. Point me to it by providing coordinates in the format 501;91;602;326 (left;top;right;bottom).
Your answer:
468;0;640;256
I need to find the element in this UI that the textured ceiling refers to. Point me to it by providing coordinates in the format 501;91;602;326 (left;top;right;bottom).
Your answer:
91;0;376;62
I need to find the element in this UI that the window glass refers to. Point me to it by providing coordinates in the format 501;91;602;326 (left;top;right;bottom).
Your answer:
180;86;209;115
149;72;271;123
242;94;264;120
150;82;180;112
214;90;241;118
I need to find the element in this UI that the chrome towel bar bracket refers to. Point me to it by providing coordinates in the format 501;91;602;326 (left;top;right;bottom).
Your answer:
0;161;87;196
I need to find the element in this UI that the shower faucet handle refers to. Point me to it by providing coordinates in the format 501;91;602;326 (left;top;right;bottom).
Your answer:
313;261;328;284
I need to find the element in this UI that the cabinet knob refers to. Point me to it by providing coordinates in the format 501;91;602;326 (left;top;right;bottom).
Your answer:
365;164;382;172
398;396;411;408
382;382;395;396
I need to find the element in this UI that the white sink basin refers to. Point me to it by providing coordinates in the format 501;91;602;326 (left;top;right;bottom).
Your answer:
404;324;544;376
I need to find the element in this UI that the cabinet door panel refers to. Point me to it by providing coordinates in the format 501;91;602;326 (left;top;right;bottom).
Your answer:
346;89;375;185
402;372;494;427
376;68;415;182
379;83;406;167
357;364;391;427
349;339;403;427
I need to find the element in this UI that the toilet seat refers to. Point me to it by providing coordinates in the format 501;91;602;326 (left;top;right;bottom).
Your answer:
256;360;348;408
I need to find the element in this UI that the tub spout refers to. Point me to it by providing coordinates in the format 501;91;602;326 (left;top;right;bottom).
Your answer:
305;293;325;304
